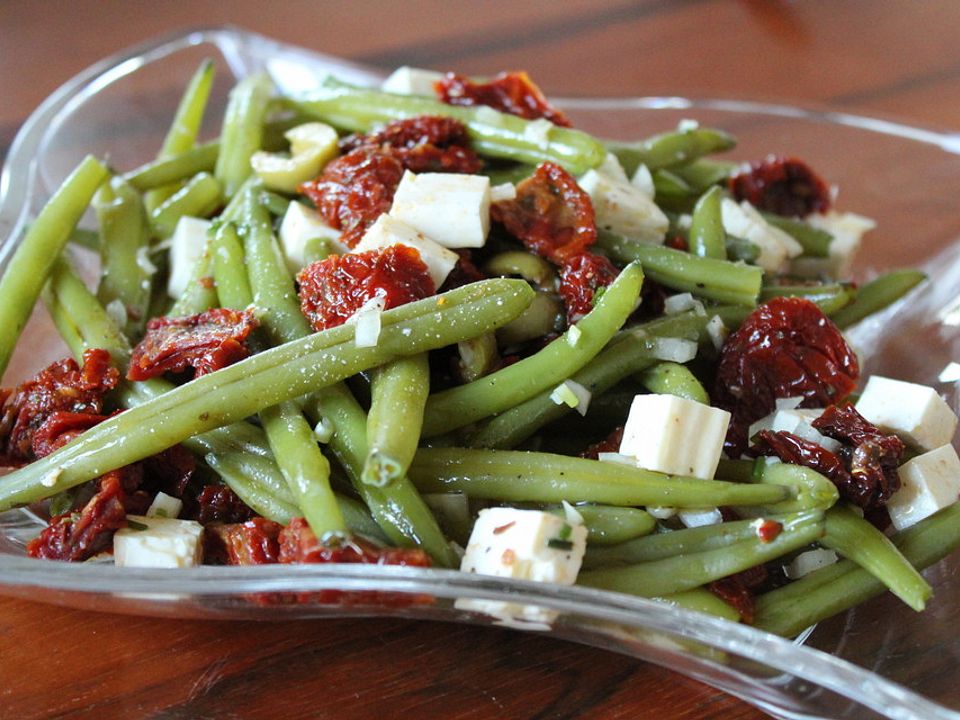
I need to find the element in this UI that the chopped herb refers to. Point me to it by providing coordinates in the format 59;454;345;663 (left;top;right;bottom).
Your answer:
547;538;574;551
126;519;149;531
557;522;573;541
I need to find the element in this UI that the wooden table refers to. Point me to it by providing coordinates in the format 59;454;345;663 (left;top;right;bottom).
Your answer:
2;1;959;717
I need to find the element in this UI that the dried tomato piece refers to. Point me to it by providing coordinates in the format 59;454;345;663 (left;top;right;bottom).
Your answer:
439;249;487;292
0;348;118;461
729;156;831;217
813;403;904;509
558;252;619;323
300;146;406;248
204;518;283;565
713;298;858;457
493;162;596;264
353;116;483;174
141;444;197;499
435;71;572;127
127;308;257;381
580;426;625;460
192;485;256;525
297;245;435;332
27;470;128;561
752;429;852;487
30;411;108;459
708;564;768;624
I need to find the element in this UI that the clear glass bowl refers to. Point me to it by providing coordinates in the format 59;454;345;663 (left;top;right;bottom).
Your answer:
2;27;960;720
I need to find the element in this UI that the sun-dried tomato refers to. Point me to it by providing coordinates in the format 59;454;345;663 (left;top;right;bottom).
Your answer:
813;403;904;509
558;252;620;323
580;426;625;460
141;444;196;499
664;235;689;252
0;348;118;462
127;308;257;381
493;162;596;264
439;249;487;292
752;429;852;487
708;564;768;624
713;297;858;457
27;469;128;561
204;518;283;565
729;156;831;217
297;245;435;332
345;116;483;174
435;71;572;127
30;411;108;459
192;484;256;525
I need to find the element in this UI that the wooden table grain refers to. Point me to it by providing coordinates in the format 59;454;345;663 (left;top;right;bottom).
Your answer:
2;2;959;718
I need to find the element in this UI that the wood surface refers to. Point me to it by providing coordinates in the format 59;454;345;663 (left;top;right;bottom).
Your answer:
2;1;959;718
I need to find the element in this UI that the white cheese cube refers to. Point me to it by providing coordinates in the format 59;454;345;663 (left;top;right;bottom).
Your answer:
887;444;960;531
784;548;838;579
167;216;212;300
789;211;875;279
114;515;204;568
578;169;668;244
855;376;958;451
720;198;804;273
278;202;345;273
146;492;183;519
747;407;841;453
619;394;731;479
389;171;491;249
678;508;723;528
630;163;655;199
353;214;458;288
457;507;587;623
381;66;445;96
595;152;629;183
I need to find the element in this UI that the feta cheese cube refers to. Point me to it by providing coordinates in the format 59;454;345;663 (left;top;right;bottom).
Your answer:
887;444;960;530
353;214;458;287
789;211;875;279
278;202;345;273
747;407;841;453
595;152;629;183
855;376;958;451
167;216;211;299
457;507;587;623
720;198;803;273
114;515;204;568
381;66;445;96
578;169;668;244
630;163;655;199
619;394;731;479
389;171;491;248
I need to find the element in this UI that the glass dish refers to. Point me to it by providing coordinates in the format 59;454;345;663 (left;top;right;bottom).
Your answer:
2;26;960;720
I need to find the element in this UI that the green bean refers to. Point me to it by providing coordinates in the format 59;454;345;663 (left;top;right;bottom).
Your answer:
484;163;535;186
714;458;756;483
211;223;252;308
408;448;790;507
66;227;101;251
759;282;856;315
822;505;931;611
205;451;299;521
290;77;606;174
760;212;832;258
124;141;219;192
94;176;152;338
724;235;760;264
605;127;736;174
455;332;499;383
0;278;533;512
651;169;697;212
168;233;218;317
464;309;715;449
754;501;960;637
734;462;839;516
149;171;223;238
314;383;459;567
639;361;709;404
656;588;741;622
145;59;215;212
215;72;273;200
364;353;430;487
830;269;927;329
483;251;556;289
689;186;726;259
583;515;775;569
0;155;108;377
259;189;291;218
578;510;824;597
548;505;655;546
422;262;643;437
596;230;762;306
671;158;736;191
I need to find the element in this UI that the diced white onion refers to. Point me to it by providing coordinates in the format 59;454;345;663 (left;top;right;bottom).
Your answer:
550;380;591;416
776;396;803;410
351;296;386;347
314;416;334;443
646;505;677;520
664;293;696;315
678;507;723;528
784;548;838;579
105;299;128;329
561;500;584;526
649;337;698;363
677;118;700;132
597;452;638;467
706;315;728;352
490;183;517;202
523;118;553;148
566;325;582;347
136;247;158;275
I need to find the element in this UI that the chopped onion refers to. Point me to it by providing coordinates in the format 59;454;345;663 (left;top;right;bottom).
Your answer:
649;337;698;363
136;246;158;275
597;452;637;467
664;293;696;315
351;296;386;347
775;396;803;410
646;505;676;520
314;416;334;443
677;118;700;132
706;315;728;352
490;183;517;202
566;325;582;347
523;118;554;148
784;548;838;579
550;380;591;416
678;507;723;528
105;299;128;329
561;500;584;526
